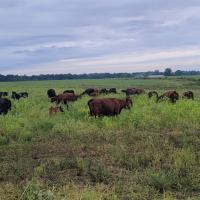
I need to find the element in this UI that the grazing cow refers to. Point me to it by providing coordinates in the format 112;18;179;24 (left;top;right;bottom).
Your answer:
19;92;28;98
109;88;117;94
100;88;109;95
122;88;145;96
88;97;132;117
47;89;56;98
182;91;194;100
148;91;158;99
12;92;21;100
0;92;8;98
157;91;179;103
63;90;75;94
89;91;99;97
49;106;64;117
12;91;28;100
81;88;99;96
0;98;11;115
51;93;81;109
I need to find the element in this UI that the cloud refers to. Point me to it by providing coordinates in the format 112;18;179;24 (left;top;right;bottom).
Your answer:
0;0;200;74
12;40;102;53
157;6;200;27
2;47;200;75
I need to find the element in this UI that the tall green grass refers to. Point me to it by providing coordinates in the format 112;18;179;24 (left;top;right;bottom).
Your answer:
0;78;200;200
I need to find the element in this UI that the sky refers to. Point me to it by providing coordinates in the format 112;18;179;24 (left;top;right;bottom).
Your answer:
1;0;200;75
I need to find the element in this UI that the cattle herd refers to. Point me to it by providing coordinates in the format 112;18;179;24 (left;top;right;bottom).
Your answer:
47;88;194;117
0;88;195;117
0;91;28;115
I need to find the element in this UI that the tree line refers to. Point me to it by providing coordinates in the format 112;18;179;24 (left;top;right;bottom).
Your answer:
0;69;199;82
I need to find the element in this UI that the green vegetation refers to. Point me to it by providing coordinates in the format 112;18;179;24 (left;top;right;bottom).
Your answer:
0;77;200;200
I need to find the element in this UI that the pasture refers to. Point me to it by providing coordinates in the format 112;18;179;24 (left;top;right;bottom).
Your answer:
0;77;200;200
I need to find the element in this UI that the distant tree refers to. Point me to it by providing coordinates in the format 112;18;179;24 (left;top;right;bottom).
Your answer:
0;70;199;82
175;70;183;76
164;68;172;76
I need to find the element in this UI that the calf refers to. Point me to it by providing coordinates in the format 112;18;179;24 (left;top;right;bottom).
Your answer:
49;106;64;117
0;98;11;115
88;97;132;117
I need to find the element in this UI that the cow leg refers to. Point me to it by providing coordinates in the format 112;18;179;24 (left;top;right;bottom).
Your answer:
56;99;60;105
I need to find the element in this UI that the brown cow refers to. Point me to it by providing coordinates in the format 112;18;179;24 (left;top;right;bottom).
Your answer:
49;106;64;117
81;88;99;96
182;91;194;100
89;91;99;97
88;97;132;117
51;93;81;109
122;88;145;96
157;91;179;103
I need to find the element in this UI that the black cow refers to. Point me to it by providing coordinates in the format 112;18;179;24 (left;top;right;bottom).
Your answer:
0;98;11;115
100;88;109;95
19;92;29;98
0;92;8;98
109;88;117;94
12;92;21;100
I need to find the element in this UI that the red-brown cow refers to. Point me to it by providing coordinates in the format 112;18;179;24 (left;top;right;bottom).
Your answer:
122;88;145;96
81;88;99;96
157;91;179;103
88;97;132;117
51;93;81;109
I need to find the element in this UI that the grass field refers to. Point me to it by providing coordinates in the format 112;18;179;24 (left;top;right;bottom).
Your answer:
0;77;200;200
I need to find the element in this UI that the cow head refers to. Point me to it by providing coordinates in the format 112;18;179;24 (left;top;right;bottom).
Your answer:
170;91;179;103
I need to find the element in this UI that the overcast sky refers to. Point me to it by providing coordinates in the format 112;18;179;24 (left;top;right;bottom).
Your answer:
1;0;200;75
